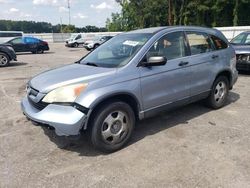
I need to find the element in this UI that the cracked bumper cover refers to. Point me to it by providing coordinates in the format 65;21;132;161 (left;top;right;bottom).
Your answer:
21;97;87;136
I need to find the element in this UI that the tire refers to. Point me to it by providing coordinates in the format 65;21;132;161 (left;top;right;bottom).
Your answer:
73;43;79;48
94;44;99;49
206;76;229;109
90;101;135;153
0;52;10;67
37;49;44;54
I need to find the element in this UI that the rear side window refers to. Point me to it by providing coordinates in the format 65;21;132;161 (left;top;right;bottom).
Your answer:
186;32;214;55
25;37;39;44
210;35;228;50
147;31;187;60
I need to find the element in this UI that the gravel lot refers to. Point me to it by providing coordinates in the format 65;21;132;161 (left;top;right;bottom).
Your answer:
0;43;250;188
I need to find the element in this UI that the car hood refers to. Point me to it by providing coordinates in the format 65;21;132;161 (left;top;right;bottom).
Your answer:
231;44;250;54
29;64;116;93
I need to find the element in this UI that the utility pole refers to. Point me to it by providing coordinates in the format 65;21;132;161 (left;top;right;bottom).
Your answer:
60;17;63;33
68;0;71;25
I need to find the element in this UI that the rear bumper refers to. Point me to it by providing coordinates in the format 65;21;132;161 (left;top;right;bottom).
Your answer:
21;97;87;136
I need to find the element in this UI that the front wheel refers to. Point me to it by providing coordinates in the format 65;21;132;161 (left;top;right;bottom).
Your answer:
90;101;135;153
94;44;99;49
0;52;10;67
206;76;229;109
73;43;79;48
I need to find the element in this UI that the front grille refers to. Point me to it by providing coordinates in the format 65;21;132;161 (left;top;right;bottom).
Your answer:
27;87;48;110
28;96;48;110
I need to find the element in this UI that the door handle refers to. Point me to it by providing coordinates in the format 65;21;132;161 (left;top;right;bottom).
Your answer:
178;61;189;66
212;55;219;59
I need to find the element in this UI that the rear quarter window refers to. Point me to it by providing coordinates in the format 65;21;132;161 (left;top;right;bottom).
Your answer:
210;35;228;50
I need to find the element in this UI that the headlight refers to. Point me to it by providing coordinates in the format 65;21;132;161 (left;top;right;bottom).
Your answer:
42;83;88;103
88;43;94;48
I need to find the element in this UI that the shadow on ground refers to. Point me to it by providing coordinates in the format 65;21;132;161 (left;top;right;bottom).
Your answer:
16;52;55;55
0;62;28;68
42;91;240;156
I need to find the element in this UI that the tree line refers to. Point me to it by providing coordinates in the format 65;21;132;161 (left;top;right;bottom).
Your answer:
106;0;250;31
0;20;107;33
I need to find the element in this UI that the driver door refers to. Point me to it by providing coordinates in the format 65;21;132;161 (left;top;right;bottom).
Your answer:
139;31;192;116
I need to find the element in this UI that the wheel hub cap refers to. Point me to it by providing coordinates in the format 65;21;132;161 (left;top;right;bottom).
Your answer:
101;111;129;144
214;81;226;103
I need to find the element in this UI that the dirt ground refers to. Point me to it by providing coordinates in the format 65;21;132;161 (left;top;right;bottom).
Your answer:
0;43;250;188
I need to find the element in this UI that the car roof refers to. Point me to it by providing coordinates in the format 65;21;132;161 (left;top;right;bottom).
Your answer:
240;31;250;34
127;26;219;34
126;26;227;42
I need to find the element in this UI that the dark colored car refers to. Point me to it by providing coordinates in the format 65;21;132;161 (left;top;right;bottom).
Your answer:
0;44;17;67
5;37;49;54
230;31;250;71
84;36;113;50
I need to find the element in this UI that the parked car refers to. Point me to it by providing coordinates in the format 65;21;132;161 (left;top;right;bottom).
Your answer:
21;26;238;153
65;33;95;48
84;36;113;51
0;44;17;67
4;37;49;54
230;31;250;71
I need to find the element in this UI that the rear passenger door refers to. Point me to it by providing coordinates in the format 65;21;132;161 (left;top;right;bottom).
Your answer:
24;37;38;52
185;31;218;97
139;31;192;113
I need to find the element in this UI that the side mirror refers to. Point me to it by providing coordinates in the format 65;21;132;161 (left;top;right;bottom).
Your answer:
142;56;167;67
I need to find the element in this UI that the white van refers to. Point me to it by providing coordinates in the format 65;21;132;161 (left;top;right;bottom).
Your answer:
0;31;23;44
65;33;96;47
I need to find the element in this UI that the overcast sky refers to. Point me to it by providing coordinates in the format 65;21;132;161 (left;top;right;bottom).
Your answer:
0;0;121;27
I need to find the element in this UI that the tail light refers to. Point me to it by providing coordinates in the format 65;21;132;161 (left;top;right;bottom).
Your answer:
43;41;48;45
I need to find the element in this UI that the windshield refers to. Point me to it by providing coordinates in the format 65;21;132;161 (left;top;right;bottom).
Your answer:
80;33;152;68
231;33;246;44
70;34;78;39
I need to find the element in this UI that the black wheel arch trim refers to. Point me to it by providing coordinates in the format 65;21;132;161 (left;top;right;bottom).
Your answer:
83;92;141;130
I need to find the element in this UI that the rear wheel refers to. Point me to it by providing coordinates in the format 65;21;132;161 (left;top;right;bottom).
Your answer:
37;49;44;54
206;76;229;109
90;101;135;153
0;52;10;67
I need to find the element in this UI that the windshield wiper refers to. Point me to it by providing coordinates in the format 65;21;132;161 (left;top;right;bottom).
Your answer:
86;62;99;67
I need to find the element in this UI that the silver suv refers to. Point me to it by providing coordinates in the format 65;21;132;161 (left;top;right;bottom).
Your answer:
21;26;238;152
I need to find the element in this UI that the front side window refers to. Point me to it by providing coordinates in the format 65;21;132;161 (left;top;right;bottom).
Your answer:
186;32;214;55
11;38;23;44
80;33;152;68
75;35;81;40
146;31;187;61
